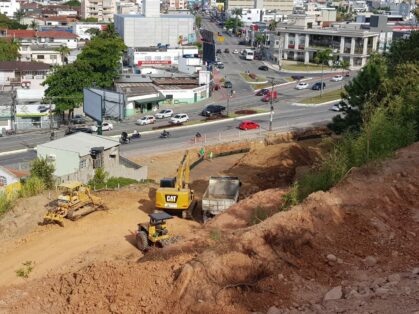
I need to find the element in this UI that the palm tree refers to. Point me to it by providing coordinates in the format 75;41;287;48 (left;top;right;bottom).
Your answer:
314;48;333;97
29;20;38;30
268;20;278;31
195;15;202;29
14;9;25;24
55;45;71;64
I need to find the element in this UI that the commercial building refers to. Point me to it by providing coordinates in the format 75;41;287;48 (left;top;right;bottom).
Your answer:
226;0;293;14
268;15;379;68
114;0;195;48
81;0;116;22
127;47;199;67
37;133;148;183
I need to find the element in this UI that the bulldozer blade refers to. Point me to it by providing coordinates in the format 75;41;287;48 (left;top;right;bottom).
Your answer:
42;213;65;226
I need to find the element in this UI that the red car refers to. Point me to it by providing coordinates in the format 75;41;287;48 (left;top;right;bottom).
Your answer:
239;120;260;130
262;90;278;102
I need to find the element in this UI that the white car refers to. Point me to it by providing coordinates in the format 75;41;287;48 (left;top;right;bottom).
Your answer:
155;109;174;119
170;113;189;124
91;121;113;132
136;115;156;125
295;82;309;90
331;75;343;82
233;49;239;54
331;104;344;111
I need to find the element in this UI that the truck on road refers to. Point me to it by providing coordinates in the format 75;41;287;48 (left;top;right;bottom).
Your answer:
202;176;240;221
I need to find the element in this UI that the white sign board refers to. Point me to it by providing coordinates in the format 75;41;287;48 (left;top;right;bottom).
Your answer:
83;88;103;122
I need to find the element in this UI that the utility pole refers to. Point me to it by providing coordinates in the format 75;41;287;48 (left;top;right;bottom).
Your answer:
267;76;275;131
49;97;54;141
11;85;16;133
277;35;284;70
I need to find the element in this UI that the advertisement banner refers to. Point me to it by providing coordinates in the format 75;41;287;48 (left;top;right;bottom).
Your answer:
16;104;55;117
137;60;172;66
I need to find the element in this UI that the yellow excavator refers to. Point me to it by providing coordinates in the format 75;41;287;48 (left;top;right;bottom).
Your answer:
155;151;196;218
43;181;106;225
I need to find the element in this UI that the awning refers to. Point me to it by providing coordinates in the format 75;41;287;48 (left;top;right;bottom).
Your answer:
133;95;166;104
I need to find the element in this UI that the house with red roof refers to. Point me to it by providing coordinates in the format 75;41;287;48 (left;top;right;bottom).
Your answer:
6;30;78;49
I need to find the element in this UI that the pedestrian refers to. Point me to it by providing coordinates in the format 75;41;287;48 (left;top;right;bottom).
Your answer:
209;151;213;161
199;147;205;159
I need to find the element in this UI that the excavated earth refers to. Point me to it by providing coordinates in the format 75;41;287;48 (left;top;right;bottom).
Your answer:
0;140;418;314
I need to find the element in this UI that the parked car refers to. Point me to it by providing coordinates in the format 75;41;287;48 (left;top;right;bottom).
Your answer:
224;81;233;88
238;40;247;45
295;82;309;90
170;113;189;124
331;104;343;112
70;114;86;124
233;49;239;54
216;49;222;54
311;82;326;90
291;75;305;80
216;62;224;69
331;75;343;82
155;109;173;119
201;105;226;117
224;48;230;53
255;88;270;96
239;120;260;130
136;115;156;125
91;121;113;132
258;65;269;71
65;127;93;136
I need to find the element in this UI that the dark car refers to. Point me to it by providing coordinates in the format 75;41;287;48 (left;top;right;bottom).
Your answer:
65;126;93;136
216;49;222;54
224;48;230;53
291;75;305;80
311;82;326;90
258;65;269;71
255;88;270;96
238;40;248;45
224;81;233;88
70;114;86;124
201;105;226;117
38;105;49;113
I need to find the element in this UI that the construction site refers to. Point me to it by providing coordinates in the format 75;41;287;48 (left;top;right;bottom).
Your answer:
0;129;418;314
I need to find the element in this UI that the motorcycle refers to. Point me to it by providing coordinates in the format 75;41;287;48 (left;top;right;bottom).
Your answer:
160;131;171;139
119;132;131;144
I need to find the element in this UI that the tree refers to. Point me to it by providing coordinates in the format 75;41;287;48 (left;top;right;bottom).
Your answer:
255;34;267;47
314;48;333;96
14;9;25;24
336;59;350;89
55;45;71;64
86;28;100;38
42;61;96;119
30;157;55;189
231;8;242;34
29;20;38;30
225;17;243;33
0;13;27;29
64;0;81;6
268;20;278;31
0;38;20;61
195;15;202;29
386;31;419;70
328;55;389;134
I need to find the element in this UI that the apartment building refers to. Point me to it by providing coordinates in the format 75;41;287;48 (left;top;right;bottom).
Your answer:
0;0;20;18
81;0;116;22
169;0;187;10
226;0;293;14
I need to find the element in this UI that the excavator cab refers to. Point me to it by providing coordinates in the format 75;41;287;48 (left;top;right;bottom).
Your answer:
136;213;174;251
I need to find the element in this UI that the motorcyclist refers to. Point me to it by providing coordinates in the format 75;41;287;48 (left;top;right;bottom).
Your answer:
195;132;202;138
132;130;140;139
162;130;169;137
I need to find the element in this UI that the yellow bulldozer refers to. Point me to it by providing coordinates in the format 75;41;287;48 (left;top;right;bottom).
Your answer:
43;181;106;225
155;151;196;218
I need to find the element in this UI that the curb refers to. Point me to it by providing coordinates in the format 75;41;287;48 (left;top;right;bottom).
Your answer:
0;148;33;157
253;77;313;92
109;112;271;138
291;99;342;107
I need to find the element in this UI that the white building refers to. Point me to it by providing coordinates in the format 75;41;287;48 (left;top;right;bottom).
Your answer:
115;0;195;48
226;0;293;14
169;0;187;10
0;0;20;18
81;0;116;22
178;55;203;74
72;23;107;40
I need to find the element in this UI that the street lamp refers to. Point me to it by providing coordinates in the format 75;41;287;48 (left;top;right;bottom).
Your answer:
267;76;276;132
226;88;233;117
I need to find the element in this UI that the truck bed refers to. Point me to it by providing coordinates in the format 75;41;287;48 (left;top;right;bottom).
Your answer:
202;176;240;217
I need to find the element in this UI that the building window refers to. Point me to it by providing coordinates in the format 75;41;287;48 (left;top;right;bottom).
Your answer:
80;159;87;168
145;56;152;61
37;55;45;59
0;176;7;186
51;55;57;60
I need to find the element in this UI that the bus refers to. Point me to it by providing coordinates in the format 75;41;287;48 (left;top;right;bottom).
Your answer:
244;49;254;60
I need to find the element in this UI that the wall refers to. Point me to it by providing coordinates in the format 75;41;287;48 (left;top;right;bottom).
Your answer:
37;147;80;177
0;168;19;187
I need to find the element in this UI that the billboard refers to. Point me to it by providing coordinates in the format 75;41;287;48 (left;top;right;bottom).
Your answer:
200;29;214;44
83;88;103;122
203;42;216;64
138;60;172;66
83;88;125;121
16;104;55;117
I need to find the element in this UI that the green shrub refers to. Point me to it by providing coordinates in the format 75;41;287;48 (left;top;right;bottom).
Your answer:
88;168;108;186
209;228;222;241
30;157;55;189
15;261;34;278
0;192;14;216
19;177;45;198
89;175;137;190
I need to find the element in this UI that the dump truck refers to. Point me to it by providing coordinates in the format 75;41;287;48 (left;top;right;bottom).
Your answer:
43;181;105;225
202;176;240;221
